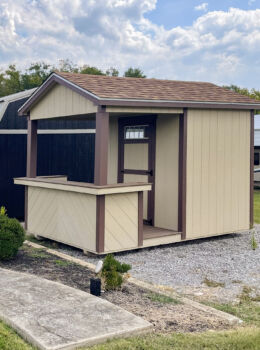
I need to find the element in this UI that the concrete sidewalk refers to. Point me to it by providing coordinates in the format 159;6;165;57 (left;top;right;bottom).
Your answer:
0;268;151;350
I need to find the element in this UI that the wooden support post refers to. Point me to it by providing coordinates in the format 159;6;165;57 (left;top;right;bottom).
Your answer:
178;108;187;239
138;191;143;247
27;118;38;177
94;107;109;186
250;109;254;228
96;195;105;254
25;117;38;230
95;107;109;253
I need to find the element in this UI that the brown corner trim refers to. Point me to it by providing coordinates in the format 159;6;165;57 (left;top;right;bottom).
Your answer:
24;187;28;230
96;195;105;253
178;108;187;239
94;108;109;186
25;116;37;230
250;109;254;228
26;118;38;178
138;191;143;246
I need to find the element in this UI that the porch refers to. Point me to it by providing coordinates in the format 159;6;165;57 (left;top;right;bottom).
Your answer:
14;175;182;253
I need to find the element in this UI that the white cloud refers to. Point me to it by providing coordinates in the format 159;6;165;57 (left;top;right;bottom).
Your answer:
0;1;259;88
194;3;208;12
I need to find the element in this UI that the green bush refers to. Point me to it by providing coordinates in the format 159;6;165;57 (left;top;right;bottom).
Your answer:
101;254;131;290
0;214;25;260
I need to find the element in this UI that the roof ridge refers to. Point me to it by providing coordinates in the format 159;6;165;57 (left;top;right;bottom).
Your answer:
55;71;216;86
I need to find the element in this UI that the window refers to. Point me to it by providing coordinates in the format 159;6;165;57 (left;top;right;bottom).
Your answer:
254;152;260;166
124;125;148;139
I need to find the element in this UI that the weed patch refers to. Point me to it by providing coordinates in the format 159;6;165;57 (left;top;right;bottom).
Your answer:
146;292;182;305
203;278;225;288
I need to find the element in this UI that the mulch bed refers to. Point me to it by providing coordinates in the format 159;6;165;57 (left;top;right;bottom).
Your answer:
0;245;232;333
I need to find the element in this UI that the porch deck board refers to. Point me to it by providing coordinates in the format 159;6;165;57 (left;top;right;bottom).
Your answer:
143;224;180;240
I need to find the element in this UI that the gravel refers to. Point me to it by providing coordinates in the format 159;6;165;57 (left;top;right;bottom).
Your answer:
37;227;260;303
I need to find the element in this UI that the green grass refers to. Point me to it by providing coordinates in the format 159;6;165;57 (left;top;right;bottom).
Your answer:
87;328;260;350
206;287;260;327
54;259;74;267
1;320;259;350
0;321;35;350
203;278;225;288
26;248;49;259
146;292;182;305
254;190;260;224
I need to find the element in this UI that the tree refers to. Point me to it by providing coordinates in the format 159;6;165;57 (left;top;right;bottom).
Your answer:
106;67;119;77
79;65;105;75
124;67;146;78
58;59;79;73
223;84;260;101
1;65;22;96
21;62;53;90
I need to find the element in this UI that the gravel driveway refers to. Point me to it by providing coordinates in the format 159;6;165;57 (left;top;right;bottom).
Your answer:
45;227;260;303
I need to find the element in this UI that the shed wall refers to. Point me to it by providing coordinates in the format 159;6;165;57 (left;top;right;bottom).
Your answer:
186;109;250;238
30;84;97;120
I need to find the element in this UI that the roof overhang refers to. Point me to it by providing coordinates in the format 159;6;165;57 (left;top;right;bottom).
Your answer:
18;72;260;116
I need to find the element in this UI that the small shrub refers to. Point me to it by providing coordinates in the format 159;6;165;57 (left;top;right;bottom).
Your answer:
101;254;131;290
0;215;25;260
0;206;7;216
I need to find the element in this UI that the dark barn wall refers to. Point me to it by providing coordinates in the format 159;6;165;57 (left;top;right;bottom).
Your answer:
0;97;95;219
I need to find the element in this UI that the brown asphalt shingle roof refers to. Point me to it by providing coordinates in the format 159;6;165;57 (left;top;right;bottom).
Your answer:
56;71;260;105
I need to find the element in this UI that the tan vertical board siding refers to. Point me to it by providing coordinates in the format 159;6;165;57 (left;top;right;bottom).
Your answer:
108;116;119;184
30;84;97;120
186;109;250;238
104;192;138;252
27;187;96;251
124;143;149;170
124;174;148;220
154;115;179;230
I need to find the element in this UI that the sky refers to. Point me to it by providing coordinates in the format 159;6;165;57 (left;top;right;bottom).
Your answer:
0;0;259;88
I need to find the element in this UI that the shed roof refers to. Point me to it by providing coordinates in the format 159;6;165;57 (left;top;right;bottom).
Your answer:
19;72;260;115
0;88;36;121
56;71;260;105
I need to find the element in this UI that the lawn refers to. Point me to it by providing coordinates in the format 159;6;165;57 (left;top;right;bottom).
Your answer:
1;321;259;350
254;190;260;224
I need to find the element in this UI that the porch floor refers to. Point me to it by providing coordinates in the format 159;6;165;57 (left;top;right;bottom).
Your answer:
143;224;180;240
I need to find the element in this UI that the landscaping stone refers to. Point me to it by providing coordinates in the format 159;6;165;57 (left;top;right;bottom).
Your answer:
0;268;151;350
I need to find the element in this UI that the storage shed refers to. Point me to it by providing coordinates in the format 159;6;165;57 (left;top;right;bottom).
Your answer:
15;72;260;254
0;89;95;219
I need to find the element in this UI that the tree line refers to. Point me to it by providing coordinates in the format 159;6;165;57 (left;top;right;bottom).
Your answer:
0;60;259;102
0;60;146;97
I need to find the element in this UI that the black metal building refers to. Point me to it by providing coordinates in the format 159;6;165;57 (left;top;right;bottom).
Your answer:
0;89;95;219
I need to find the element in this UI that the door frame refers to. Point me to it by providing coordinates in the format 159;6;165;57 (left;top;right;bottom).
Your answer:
117;115;156;225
